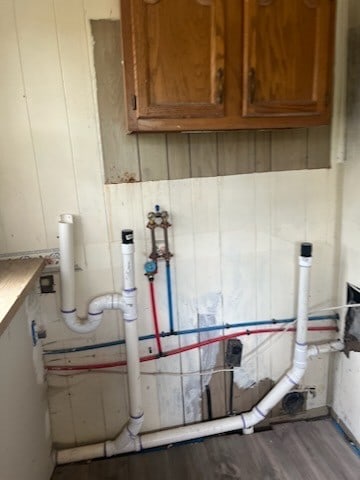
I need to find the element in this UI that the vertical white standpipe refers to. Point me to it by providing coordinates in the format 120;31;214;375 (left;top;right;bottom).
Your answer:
58;214;75;314
59;214;104;333
121;230;143;420
105;230;144;457
243;242;313;427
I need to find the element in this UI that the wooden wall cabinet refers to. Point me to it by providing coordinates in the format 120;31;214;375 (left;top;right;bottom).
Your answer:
120;0;335;133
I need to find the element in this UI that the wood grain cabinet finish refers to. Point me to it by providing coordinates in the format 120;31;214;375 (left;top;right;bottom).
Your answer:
120;0;335;133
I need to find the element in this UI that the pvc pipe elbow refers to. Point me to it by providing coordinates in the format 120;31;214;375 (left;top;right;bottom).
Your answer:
88;293;124;314
62;310;102;334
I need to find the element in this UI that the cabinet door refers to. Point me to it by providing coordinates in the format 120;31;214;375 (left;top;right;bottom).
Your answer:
124;0;225;121
242;0;334;119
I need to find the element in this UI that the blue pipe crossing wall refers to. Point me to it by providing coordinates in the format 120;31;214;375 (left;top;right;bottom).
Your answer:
43;314;338;356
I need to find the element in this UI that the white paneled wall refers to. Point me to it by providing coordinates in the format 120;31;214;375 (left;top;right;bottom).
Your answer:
0;0;341;447
331;0;360;444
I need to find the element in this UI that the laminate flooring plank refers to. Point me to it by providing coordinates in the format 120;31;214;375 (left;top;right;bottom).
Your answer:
52;463;89;480
273;422;337;477
166;441;213;480
312;419;359;464
254;430;316;480
128;448;172;479
52;420;360;480
289;420;359;480
211;432;287;479
273;421;360;480
205;434;260;479
88;455;129;479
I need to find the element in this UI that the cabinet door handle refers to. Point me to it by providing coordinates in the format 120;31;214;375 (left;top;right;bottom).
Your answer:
248;68;256;105
216;67;224;104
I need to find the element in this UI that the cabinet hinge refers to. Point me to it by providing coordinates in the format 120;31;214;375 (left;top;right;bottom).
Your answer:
131;94;137;110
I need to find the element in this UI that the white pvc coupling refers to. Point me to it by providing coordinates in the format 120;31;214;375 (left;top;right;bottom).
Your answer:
299;256;312;268
294;342;308;370
122;289;137;322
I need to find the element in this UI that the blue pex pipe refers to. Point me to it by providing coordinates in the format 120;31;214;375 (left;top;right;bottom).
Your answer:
42;314;338;356
166;261;175;333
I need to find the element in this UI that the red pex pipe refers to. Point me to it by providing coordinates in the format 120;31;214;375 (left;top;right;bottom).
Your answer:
46;325;337;372
149;280;163;355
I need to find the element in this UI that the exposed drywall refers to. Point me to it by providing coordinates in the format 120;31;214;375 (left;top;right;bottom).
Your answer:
331;0;360;444
0;0;341;448
0;292;53;480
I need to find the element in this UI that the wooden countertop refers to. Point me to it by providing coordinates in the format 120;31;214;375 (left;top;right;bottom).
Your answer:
0;258;45;336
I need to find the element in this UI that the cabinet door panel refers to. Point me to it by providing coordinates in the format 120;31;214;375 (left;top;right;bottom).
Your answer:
129;0;225;119
242;0;334;118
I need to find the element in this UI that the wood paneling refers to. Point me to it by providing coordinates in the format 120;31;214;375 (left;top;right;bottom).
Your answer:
92;20;331;184
14;0;80;244
255;131;271;172
217;131;255;175
271;128;308;171
0;0;47;253
189;133;218;178
92;19;140;184
139;134;168;181
308;125;331;169
167;133;191;180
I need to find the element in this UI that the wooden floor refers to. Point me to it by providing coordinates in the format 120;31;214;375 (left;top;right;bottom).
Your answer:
52;419;360;480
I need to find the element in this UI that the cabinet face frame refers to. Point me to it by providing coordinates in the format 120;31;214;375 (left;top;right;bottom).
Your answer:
120;0;335;133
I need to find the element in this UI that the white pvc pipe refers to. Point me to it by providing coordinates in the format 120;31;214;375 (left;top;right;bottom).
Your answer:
56;334;344;464
59;214;75;313
105;236;144;457
56;243;343;465
296;252;313;346
307;340;344;357
59;215;127;334
119;241;143;419
138;244;314;449
57;227;144;464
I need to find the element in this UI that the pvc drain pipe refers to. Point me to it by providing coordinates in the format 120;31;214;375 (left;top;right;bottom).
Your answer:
56;223;144;464
59;215;126;333
55;243;344;464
